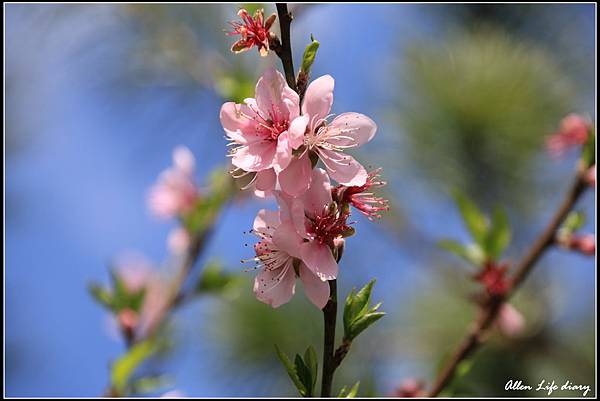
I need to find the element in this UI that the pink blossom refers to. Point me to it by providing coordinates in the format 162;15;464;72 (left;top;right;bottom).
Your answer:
148;146;199;219
585;165;596;187
567;233;596;256
334;168;389;220
247;209;330;309
546;113;591;157
276;168;352;281
168;227;191;255
227;9;276;57
279;75;377;195
220;68;305;193
496;303;525;338
112;253;169;338
392;378;425;397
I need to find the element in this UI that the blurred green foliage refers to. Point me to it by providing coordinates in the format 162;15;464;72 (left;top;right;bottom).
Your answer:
396;28;575;210
439;190;511;265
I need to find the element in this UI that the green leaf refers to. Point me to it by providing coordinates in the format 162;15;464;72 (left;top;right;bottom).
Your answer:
581;127;595;168
346;312;386;341
452;189;489;245
129;288;147;313
438;239;471;263
456;359;474;378
182;167;236;235
300;36;320;74
111;339;157;394
562;211;586;234
130;375;171;395
483;206;511;260
275;345;307;396
303;346;318;390
343;280;385;341
343;279;375;333
88;283;114;310
196;261;240;294
109;269;130;311
294;354;313;396
338;381;360;398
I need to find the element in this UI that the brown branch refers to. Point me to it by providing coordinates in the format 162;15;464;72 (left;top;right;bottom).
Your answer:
427;167;589;397
321;279;338;397
275;3;297;92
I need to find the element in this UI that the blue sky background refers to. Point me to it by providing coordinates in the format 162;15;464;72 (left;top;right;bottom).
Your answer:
5;4;596;397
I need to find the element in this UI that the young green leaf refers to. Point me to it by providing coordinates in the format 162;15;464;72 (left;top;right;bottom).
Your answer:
275;345;307;396
338;381;360;398
196;261;240;294
88;283;114;310
484;206;511;260
343;280;385;341
562;211;586;234
303;346;318;390
343;279;375;333
111;339;157;394
581;127;595;168
300;36;320;74
452;189;489;245
294;354;313;397
130;375;171;395
346;311;386;341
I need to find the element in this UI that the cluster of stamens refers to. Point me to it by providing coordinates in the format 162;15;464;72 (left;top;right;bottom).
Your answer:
227;9;276;56
306;204;353;246
334;169;390;220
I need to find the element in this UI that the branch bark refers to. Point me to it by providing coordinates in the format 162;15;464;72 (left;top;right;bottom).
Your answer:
427;168;589;397
275;3;297;92
321;279;338;397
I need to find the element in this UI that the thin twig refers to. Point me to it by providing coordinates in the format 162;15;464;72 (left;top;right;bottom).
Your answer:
275;3;297;92
427;168;589;397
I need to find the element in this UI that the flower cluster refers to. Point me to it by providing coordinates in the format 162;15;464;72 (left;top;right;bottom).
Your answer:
227;9;276;57
109;253;168;340
221;69;387;308
147;146;200;254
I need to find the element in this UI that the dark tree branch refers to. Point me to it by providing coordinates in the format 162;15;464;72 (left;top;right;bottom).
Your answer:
428;168;589;397
275;3;297;92
321;279;338;397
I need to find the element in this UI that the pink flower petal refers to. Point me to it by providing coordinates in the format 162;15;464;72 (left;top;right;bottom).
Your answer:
256;68;296;121
497;303;525;338
288;115;309;149
273;221;304;258
253;259;296;308
318;149;368;187
232;141;276;172
172;146;195;175
302;75;334;125
299;263;330;309
301;168;333;217
253;209;280;234
274;131;293;173
328;112;377;147
255;169;276;192
220;102;261;144
274;191;309;238
300;241;338;281
278;152;313;197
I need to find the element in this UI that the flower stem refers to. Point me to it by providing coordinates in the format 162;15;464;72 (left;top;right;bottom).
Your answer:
275;3;297;92
321;279;338;397
427;167;589;397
